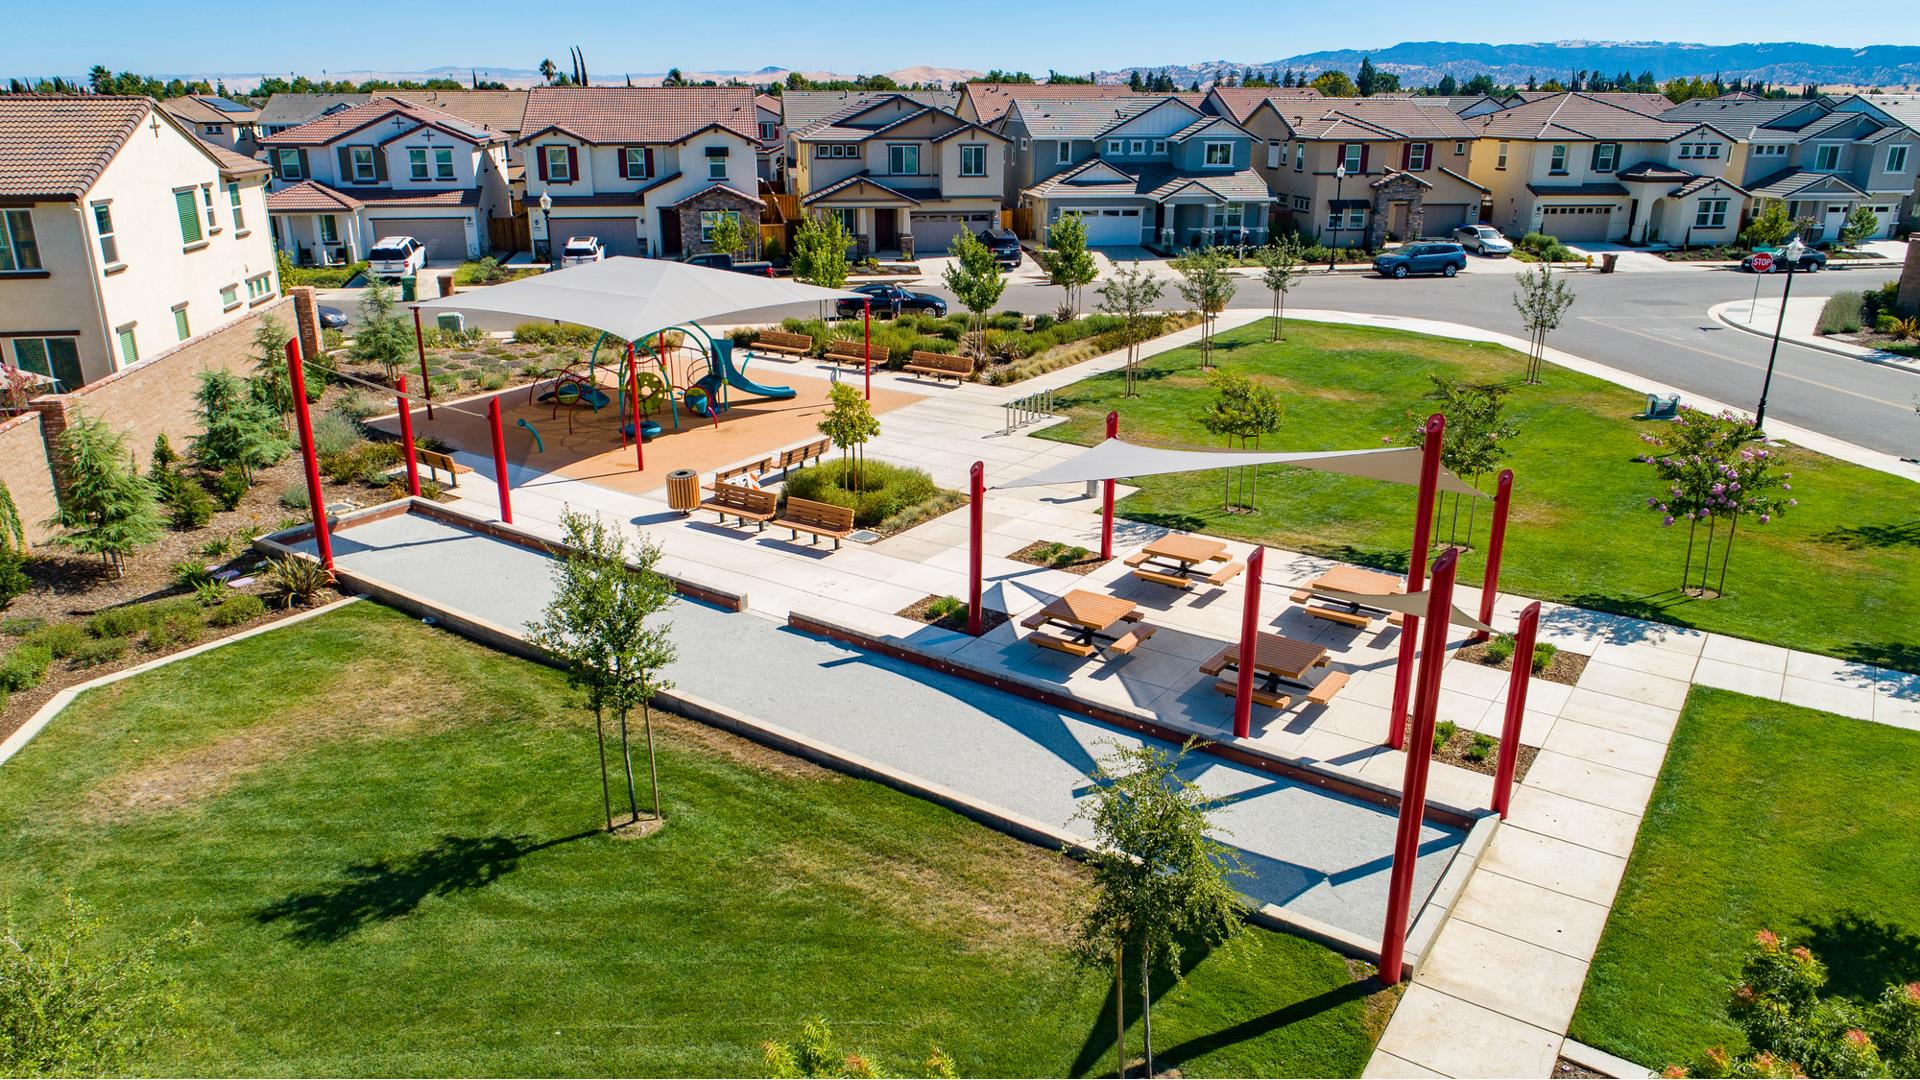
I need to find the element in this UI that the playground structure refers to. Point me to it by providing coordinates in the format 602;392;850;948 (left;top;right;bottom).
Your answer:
527;326;800;443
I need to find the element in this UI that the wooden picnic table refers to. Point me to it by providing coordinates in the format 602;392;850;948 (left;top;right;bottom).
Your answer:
1023;589;1159;658
1128;535;1244;589
1205;632;1328;692
1036;589;1137;640
1294;565;1407;627
1142;535;1229;567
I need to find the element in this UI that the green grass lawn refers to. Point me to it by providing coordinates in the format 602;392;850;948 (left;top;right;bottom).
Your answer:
0;602;1394;1077
1567;688;1920;1069
1039;319;1920;663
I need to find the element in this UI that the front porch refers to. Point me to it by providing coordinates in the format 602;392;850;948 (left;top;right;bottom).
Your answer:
1158;199;1272;250
271;212;362;267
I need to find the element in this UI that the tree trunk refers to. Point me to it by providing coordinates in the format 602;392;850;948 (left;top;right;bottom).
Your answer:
1682;517;1697;590
1278;290;1287;341
1716;516;1739;596
617;706;639;823
1270;292;1279;341
643;699;662;820
1140;945;1154;1078
1114;942;1127;1078
595;705;613;832
1699;517;1717;594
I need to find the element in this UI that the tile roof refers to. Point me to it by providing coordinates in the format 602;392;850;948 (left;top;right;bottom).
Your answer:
1672;175;1748;198
1204;86;1326;123
266;179;363;212
964;82;1147;125
779;90;960;131
1525;181;1631;197
0;95;153;199
519;87;758;145
383;90;530;134
1003;96;1174;140
348;185;483;207
258;93;369;127
267;181;480;211
162;94;260;125
1848;93;1920;133
1617;161;1695;182
199;138;271;176
1474;93;1703;141
258;97;502;147
1658;96;1813;135
1510;91;1674;116
1023;157;1270;202
800;173;926;205
1270;97;1479;140
1439;166;1486;192
1746;167;1866;200
664;182;763;208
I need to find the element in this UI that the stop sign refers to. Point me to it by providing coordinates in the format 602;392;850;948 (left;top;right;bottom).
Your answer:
1750;251;1775;273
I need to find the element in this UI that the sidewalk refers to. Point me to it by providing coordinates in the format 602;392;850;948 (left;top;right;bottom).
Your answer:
1711;295;1920;376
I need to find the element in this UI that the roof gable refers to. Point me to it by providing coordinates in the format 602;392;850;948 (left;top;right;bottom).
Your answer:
518;87;758;146
0;96;255;200
1100;96;1204;139
259;97;501;148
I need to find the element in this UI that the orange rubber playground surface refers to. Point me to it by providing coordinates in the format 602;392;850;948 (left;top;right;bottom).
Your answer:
370;370;922;496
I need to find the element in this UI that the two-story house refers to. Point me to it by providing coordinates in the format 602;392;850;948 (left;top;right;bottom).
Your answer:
259;98;512;266
161;95;261;158
0;96;274;388
1468;93;1743;244
257;93;366;136
1663;94;1916;241
1013;96;1272;250
755;93;784;184
958;82;1154;127
788;94;1008;258
517;87;763;260
1219;93;1487;247
781;90;961;185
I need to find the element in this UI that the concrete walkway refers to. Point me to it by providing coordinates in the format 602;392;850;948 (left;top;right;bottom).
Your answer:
1713;295;1920;376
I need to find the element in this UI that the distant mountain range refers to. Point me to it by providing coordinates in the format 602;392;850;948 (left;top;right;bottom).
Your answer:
1100;41;1920;91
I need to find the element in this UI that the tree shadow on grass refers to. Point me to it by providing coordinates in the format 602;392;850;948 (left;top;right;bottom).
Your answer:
1799;911;1920;1001
1817;520;1920;551
1067;938;1212;1078
1837;641;1920;677
256;830;595;945
1152;979;1381;1073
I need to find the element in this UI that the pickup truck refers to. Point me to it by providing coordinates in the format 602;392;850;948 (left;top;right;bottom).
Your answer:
682;252;775;277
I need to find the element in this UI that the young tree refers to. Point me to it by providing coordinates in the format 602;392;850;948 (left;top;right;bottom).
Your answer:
1638;407;1794;597
1741;203;1798;249
348;279;414;384
1837;204;1881;250
191;370;291;485
1075;741;1247;1078
1171;247;1235;369
1512;262;1576;383
525;510;678;830
1095;262;1166;397
1400;376;1517;545
792;212;852;291
1035;213;1099;316
761;1017;956;1079
1255;238;1305;341
1198;369;1282;511
0;480;27;608
247;313;299;422
817;381;882;495
942;230;1005;367
44;415;162;577
707;212;749;258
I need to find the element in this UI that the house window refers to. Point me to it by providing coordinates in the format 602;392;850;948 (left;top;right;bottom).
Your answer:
1347;208;1366;228
887;144;919;175
706;146;729;181
115;325;137;364
202;185;218;233
318;214;339;245
0;210;40;272
1408;142;1429;170
626;147;649;179
699;210;742;242
1294;142;1304;171
174;189;203;245
1454;141;1465;154
1593;143;1618;172
276;147;303;180
759;122;778;141
11;337;82;390
1204;141;1233;167
434;147;454;181
1496;141;1509;169
1267;141;1281;168
349;147;375;182
959;143;986;177
409;147;430;181
173;304;191;341
1056;141;1071;164
1153;140;1167;154
91;202;119;266
1814;144;1840;171
220;284;240;310
203;123;222;136
545;145;572;182
1888;146;1910;173
1695;198;1730;229
1292;194;1309;211
831;208;857;233
1549;144;1568;173
1706;143;1720;158
245;273;272;301
1340;143;1362;173
227;182;246;232
1130;139;1145;154
1213;204;1244;228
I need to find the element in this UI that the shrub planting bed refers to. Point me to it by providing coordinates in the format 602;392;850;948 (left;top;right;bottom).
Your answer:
781;460;962;535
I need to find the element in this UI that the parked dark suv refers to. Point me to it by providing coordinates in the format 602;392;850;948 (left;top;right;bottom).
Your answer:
983;228;1023;269
1373;241;1468;279
835;283;947;318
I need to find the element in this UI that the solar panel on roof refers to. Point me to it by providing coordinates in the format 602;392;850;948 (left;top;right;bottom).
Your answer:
202;96;252;114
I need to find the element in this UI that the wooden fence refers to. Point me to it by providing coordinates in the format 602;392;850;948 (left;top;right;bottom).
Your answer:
487;215;530;256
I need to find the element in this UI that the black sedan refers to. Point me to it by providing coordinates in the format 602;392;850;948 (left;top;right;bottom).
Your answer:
317;305;349;329
835;283;947;319
1740;248;1827;273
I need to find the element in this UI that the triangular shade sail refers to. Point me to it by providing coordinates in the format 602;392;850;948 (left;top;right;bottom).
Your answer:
412;256;867;343
1315;587;1494;634
996;439;1484;496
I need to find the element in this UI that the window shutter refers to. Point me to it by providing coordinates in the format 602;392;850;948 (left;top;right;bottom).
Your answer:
297;149;310;179
1422;143;1432;169
337;146;352;181
566;146;578;181
1359;145;1370;173
1401;144;1410;169
537;147;548;182
174;189;201;244
618;148;630;179
373;148;388;183
644;148;655;178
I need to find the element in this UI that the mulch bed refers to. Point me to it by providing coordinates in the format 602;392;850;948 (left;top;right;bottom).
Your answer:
1008;540;1109;577
896;594;1010;636
1432;726;1537;783
1553;1056;1607;1078
1453;640;1590;686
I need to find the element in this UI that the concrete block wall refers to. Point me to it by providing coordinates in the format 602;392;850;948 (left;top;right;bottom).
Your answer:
0;412;60;549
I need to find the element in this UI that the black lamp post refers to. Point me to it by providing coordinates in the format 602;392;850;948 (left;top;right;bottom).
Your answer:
1754;235;1805;432
539;191;555;271
1328;164;1347;271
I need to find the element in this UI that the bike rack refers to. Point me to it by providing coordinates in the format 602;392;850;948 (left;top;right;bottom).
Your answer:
1001;388;1055;435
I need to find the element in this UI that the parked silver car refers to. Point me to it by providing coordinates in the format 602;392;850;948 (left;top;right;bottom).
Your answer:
1453;224;1514;256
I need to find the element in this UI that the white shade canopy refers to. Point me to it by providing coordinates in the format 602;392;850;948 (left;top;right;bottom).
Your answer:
411;256;867;342
996;438;1484;496
1315;586;1495;633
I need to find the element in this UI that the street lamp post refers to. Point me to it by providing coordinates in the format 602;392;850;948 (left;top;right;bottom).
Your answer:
539;191;554;271
1329;164;1347;272
1754;235;1805;432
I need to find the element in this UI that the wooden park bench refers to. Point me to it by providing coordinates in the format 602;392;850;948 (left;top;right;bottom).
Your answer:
773;497;855;548
1213;679;1291;709
714;458;771;486
698;482;777;531
823;340;873;368
774;438;829;477
1305;605;1373;629
1305;671;1350;707
904;350;972;384
751;330;814;359
417;449;471;489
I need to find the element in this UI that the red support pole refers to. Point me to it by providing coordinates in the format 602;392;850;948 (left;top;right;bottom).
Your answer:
488;395;512;524
1378;546;1459;982
1232;546;1265;739
1474;470;1514;641
967;461;985;637
396;375;420;497
863;299;873;401
1492;601;1541;818
1100;410;1118;560
628;356;644;474
286;338;332;570
412;307;433;419
1389;413;1446;749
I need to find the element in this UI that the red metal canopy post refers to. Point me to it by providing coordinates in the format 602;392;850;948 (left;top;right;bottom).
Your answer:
411;307;434;419
1232;546;1265;738
1473;469;1514;641
1389;413;1446;749
286;338;333;570
1100;411;1118;560
967;461;985;637
396;375;420;497
488;395;512;524
1491;601;1542;818
1378;545;1459;982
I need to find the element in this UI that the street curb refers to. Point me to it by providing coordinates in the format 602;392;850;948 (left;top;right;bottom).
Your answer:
1708;301;1920;376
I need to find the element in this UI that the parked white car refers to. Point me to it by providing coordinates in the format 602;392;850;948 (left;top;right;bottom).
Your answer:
561;236;605;266
368;236;428;278
1453;225;1514;256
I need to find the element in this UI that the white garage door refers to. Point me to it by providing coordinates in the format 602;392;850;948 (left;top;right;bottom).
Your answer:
1422;203;1472;236
1867;204;1898;240
1061;207;1141;247
911;211;993;254
371;217;469;263
556;217;642;258
1538;204;1614;242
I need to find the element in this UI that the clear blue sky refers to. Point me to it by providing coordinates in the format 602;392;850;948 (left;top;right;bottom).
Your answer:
2;0;1907;79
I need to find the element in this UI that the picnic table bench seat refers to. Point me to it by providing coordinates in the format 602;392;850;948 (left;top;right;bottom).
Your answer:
903;350;972;383
1206;560;1245;586
751;330;814;358
1306;605;1374;628
773;497;855;548
1029;627;1097;657
699;482;777;530
1306;671;1350;706
1213;680;1291;709
1131;567;1193;589
1123;551;1152;568
1106;622;1159;655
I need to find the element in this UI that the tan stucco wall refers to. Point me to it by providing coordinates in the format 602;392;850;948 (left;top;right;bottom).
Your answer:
0;412;60;548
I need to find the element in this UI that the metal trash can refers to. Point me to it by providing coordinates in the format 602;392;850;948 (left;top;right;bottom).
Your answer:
1600;253;1619;274
666;469;701;514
